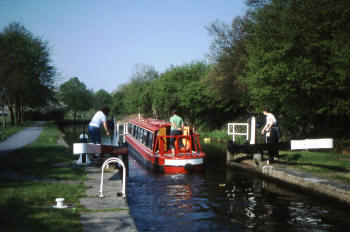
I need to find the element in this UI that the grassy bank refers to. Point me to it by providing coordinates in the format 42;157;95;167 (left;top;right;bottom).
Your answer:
0;122;86;232
279;150;350;185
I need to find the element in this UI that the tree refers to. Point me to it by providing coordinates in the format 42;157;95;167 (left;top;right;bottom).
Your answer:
93;89;112;112
242;0;350;138
206;17;250;121
111;84;127;118
58;77;92;120
151;62;220;130
121;64;159;117
0;22;56;124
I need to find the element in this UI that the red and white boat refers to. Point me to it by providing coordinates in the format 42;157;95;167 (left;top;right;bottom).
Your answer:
125;118;206;174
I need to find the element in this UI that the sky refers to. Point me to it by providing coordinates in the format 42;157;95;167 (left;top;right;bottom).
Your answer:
0;0;247;93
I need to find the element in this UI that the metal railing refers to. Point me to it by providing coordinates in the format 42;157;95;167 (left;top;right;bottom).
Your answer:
153;133;202;157
113;122;128;146
99;157;126;198
227;123;249;142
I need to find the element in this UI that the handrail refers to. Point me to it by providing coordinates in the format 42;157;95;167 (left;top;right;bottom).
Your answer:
99;157;126;198
156;134;202;157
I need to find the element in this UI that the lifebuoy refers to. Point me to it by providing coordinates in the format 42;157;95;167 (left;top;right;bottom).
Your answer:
180;136;191;152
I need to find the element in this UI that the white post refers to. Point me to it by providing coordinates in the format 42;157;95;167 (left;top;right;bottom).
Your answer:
123;124;128;143
113;117;117;146
116;122;120;145
250;116;256;144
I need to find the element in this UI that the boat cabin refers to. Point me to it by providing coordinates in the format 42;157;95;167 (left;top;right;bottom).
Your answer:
127;118;203;157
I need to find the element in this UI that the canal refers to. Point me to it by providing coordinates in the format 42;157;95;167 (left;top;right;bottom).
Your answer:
62;124;350;231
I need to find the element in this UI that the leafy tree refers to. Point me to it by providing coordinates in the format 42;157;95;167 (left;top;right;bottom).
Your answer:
242;0;350;138
151;62;220;130
58;77;92;120
111;84;128;118
206;17;250;122
0;22;56;124
93;89;112;111
121;64;159;117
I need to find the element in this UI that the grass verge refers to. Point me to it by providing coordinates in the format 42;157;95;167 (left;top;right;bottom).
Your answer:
279;150;350;184
0;122;87;232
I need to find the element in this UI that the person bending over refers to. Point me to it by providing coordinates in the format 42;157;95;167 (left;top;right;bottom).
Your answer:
88;107;110;144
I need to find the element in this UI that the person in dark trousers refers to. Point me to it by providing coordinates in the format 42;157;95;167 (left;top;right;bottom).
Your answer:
169;110;184;156
88;107;110;144
261;107;282;163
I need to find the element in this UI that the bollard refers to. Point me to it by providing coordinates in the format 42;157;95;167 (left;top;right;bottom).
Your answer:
53;198;68;209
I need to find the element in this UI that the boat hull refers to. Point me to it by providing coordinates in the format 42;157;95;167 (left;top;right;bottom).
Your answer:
126;135;205;174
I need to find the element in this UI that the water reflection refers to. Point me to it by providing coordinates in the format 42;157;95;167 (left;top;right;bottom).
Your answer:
165;183;192;209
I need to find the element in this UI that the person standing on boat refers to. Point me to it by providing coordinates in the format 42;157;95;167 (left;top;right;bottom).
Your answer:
170;110;184;155
261;107;282;162
88;107;110;144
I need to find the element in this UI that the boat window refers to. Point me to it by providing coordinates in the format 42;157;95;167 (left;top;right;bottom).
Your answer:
134;125;138;138
135;126;141;140
134;125;136;137
128;123;154;150
146;131;153;150
153;131;158;151
142;129;147;145
133;124;136;136
145;131;150;148
138;127;143;142
129;123;134;135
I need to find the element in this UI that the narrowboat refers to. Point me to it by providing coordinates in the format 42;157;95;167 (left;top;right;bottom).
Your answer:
125;118;206;174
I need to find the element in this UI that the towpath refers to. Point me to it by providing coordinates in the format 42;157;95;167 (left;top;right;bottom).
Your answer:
79;164;137;232
0;121;45;158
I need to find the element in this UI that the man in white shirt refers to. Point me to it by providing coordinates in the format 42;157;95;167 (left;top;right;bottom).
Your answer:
261;107;282;163
88;107;110;144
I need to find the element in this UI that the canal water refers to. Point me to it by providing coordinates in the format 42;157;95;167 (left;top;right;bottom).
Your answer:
62;124;350;232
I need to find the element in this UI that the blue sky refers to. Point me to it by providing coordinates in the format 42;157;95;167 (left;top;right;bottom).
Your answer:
0;0;247;93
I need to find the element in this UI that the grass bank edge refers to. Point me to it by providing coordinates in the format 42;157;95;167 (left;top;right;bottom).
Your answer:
279;150;350;185
0;122;87;232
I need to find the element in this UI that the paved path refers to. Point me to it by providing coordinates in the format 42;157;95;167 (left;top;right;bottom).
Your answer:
79;164;138;232
0;121;45;158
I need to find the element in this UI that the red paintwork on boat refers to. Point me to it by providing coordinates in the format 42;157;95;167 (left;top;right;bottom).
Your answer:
126;118;206;174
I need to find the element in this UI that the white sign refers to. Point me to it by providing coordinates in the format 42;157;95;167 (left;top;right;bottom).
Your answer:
290;138;333;150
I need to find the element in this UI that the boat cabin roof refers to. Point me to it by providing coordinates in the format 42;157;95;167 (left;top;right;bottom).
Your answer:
129;118;171;132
